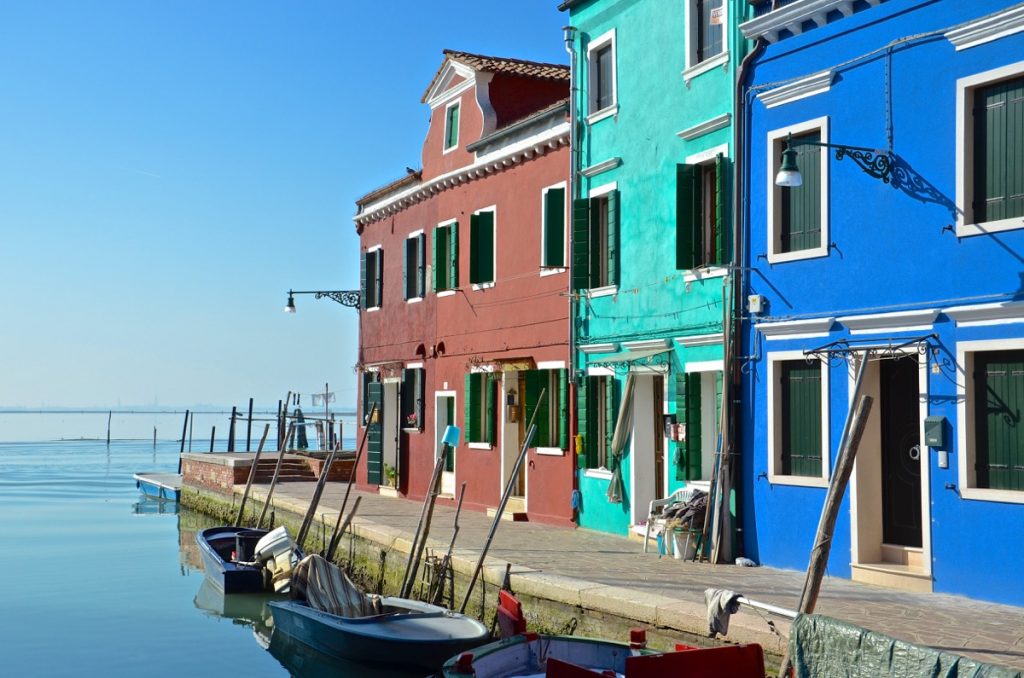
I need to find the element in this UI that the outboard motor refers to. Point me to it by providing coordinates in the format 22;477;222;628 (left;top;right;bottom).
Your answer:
253;526;299;592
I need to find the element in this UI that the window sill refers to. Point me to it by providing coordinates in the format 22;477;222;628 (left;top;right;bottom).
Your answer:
957;216;1024;237
442;144;458;155
587;285;618;299
535;447;565;457
468;442;493;450
540;267;566;277
766;246;829;265
471;282;495;291
682;266;729;283
960;486;1024;505
768;473;829;488
682;52;729;84
587;105;618;125
583;468;613;480
436;290;456;298
401;427;422;434
366;306;381;313
405;297;423;304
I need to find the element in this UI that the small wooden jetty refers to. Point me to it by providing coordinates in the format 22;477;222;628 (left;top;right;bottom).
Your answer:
133;472;183;502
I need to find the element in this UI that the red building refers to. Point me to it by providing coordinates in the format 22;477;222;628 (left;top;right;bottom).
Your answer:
353;51;573;526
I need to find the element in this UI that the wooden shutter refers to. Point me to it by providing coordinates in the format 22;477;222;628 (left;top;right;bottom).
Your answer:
676;164;699;270
469;213;480;284
604;377;617;465
975;77;1024;223
572;198;590;290
417;233;426;297
486;374;496;445
781;132;822;253
685;372;703;480
606;189;619;286
781;361;822;477
674;371;688;481
577;376;590;467
431;228;438;292
975;350;1024;490
544;187;566;267
366;382;384;485
402;239;410;300
714;154;725;265
476;211;495;284
558;369;569;450
374;250;383;309
416;368;425;431
449;221;459;289
401;368;413;424
360;251;368;308
524;370;547;447
465;373;479;443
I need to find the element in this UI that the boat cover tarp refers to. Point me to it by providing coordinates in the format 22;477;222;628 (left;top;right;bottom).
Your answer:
291;554;381;618
790;613;1022;678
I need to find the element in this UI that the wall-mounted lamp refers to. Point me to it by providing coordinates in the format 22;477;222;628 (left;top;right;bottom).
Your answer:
775;133;893;187
284;289;361;313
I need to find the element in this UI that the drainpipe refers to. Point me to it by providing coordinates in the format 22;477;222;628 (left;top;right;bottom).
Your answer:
564;24;581;522
724;26;768;559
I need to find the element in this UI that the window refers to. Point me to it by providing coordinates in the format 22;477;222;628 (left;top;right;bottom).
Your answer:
465;372;496;445
523;369;568;450
685;0;727;79
572;187;619;290
469;208;495;286
400;367;424;431
768;353;830;486
444;101;460;151
586;30;616;120
959;342;1024;501
767;117;829;263
432;221;458;292
958;66;1024;235
580;375;615;469
542;184;566;268
677;154;726;270
361;247;383;309
673;369;722;481
403;233;425;300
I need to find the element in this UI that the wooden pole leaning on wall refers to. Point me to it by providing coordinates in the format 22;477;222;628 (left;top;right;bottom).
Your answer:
296;433;342;548
778;393;874;678
324;402;377;560
459;388;545;614
400;440;451;599
324;495;362;563
234;424;271;527
257;421;295;529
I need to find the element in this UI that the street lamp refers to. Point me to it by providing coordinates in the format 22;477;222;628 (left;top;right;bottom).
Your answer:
283;289;361;313
775;133;893;187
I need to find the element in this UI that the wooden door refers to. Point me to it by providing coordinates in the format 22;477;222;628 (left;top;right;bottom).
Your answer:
880;357;922;547
366;382;384;486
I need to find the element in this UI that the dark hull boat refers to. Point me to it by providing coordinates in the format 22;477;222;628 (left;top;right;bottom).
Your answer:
196;526;301;594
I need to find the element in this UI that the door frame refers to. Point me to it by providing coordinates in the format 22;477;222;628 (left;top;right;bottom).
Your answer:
628;370;670;526
499;371;527;505
434;390;457;497
849;351;932;576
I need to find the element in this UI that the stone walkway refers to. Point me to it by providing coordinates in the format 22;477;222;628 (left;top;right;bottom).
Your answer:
247;481;1024;670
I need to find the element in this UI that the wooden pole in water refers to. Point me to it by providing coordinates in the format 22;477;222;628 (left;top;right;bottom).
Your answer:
153;427;157;450
325;495;361;562
235;424;271;527
209;426;216;453
106;411;111;445
246;398;254;452
778;394;874;678
400;442;449;598
188;413;193;452
459;389;545;613
227;406;237;452
177;409;189;474
325;402;377;560
257;422;295;529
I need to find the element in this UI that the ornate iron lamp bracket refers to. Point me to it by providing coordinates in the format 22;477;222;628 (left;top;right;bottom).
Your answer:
313;290;361;309
789;135;893;185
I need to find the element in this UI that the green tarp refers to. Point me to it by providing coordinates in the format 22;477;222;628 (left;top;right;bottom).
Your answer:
790;614;1022;678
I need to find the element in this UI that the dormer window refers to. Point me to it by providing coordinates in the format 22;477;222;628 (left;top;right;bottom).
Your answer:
444;101;460;151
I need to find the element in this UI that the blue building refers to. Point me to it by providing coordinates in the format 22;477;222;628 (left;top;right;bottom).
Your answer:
739;0;1024;603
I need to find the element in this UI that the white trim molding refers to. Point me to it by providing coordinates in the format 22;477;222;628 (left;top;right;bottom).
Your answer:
685;359;724;373
536;360;567;370
945;4;1024;51
586;28;617;120
943;300;1024;327
757;70;835;108
838;309;940;334
766;116;830;264
757;317;835;340
675;332;724;347
767;350;831;488
677;113;731;141
442;99;461;155
580;157;621;178
622;339;671;351
580;343;620;355
740;0;871;43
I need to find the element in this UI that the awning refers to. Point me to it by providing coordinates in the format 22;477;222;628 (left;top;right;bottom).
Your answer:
589;347;672;371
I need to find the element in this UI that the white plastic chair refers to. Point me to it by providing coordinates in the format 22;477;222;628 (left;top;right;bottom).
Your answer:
643;487;698;555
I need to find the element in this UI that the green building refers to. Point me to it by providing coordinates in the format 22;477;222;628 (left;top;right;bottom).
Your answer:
560;0;752;543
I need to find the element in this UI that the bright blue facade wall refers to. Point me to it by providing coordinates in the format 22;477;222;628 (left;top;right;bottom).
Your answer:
741;0;1024;604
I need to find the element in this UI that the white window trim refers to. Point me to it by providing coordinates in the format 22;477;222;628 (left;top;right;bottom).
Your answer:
584;467;614;480
583;181;619;295
536;447;565;457
587;285;617;299
468;442;493;450
684;0;729;80
434;218;458;294
536;360;566;370
365;244;383;311
767;116;830;264
541;181;568;272
685;359;724;374
767;350;830;488
681;143;731;274
404;231;425;302
586;28;617;119
471;205;497;290
957;337;1024;504
956;60;1024;237
589;181;617;198
437;290;456;298
442;99;460;154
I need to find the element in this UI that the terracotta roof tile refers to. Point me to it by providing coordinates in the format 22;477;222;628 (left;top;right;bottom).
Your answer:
422;50;569;102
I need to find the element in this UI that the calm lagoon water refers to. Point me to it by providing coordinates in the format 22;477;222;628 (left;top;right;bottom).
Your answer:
0;440;418;677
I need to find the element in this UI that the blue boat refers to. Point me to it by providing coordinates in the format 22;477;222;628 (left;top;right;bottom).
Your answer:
133;472;181;502
196;526;302;595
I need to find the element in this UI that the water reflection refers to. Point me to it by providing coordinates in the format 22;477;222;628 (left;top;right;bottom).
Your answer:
132;497;180;515
267;631;428;678
193;578;276;648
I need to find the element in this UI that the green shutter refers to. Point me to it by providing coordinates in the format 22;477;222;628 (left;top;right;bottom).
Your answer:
469;213;479;284
450;221;459;288
431;228;438;291
417;233;426;297
781;361;822;477
366;382;384;485
605;377;617;464
677;164;698;270
524;371;547;447
544;187;566;267
975;77;1024;223
572;198;590;290
781;132;822;253
476;211;494;284
685;372;703;480
374;250;383;308
674;371;687;481
360;251;368;308
577;376;590;467
558;369;568;450
486;374;496;445
714;154;725;265
416;368;425;431
975;350;1024;491
714;370;723;440
446;104;460;149
465;373;479;443
606;189;619;286
402;239;410;300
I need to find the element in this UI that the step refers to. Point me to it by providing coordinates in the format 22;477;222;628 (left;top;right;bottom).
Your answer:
486;497;528;522
850;562;932;593
880;543;925;569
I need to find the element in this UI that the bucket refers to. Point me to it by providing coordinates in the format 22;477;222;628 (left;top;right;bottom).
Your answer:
234;530;264;562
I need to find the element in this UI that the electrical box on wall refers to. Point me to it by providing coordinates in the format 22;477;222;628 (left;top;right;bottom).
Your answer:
924;416;946;447
748;295;765;314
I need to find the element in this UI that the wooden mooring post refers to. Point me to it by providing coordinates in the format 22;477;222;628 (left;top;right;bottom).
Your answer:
227;406;237;452
177;409;189;474
246;397;254;451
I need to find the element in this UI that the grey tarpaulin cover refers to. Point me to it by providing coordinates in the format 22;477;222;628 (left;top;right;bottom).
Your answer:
790;613;1022;678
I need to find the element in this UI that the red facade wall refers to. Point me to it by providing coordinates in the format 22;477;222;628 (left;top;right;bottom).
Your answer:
421;87;482;181
489;74;569;128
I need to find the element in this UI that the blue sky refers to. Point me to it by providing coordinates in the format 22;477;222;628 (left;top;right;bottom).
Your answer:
0;1;568;410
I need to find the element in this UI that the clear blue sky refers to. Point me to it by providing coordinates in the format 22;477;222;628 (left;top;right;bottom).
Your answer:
0;1;568;410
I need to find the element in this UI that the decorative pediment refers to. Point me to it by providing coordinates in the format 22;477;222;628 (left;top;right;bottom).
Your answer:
423;60;477;108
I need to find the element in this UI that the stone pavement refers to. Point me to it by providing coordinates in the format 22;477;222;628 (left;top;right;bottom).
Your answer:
247;482;1024;669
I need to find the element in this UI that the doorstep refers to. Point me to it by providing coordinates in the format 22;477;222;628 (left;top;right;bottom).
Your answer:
851;561;933;593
